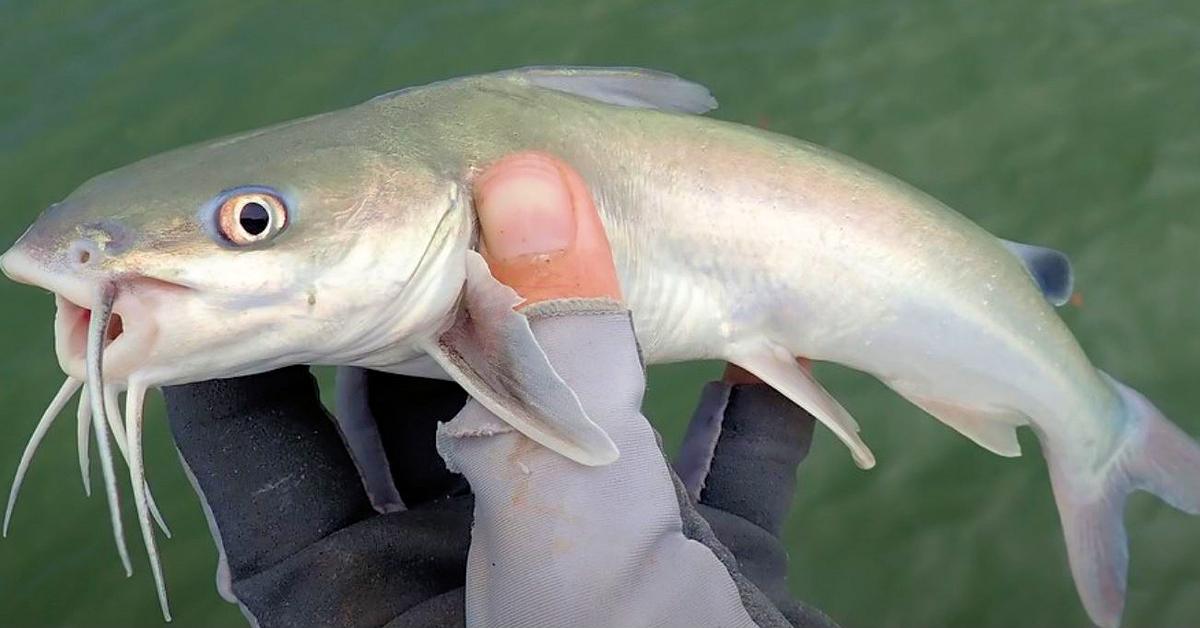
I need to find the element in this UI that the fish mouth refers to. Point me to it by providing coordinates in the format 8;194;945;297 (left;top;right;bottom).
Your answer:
55;292;140;380
1;246;189;381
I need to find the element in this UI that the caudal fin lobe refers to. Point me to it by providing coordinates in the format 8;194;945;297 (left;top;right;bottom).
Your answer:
1048;374;1200;628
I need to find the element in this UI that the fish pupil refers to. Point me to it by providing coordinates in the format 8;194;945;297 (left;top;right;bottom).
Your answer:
239;202;270;235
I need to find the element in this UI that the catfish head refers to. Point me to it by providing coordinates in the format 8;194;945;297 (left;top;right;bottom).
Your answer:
1;109;470;389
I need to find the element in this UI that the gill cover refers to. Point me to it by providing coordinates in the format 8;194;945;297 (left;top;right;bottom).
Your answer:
420;251;619;466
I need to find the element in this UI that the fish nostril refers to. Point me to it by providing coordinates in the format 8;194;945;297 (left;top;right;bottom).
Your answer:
69;240;101;268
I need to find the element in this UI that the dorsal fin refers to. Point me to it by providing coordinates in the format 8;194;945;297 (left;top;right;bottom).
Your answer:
1000;239;1075;307
369;66;719;114
495;66;718;114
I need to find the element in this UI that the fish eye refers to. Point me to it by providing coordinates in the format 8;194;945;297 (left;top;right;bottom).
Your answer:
215;189;288;246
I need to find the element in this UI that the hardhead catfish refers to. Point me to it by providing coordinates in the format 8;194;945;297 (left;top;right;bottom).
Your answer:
1;66;1196;626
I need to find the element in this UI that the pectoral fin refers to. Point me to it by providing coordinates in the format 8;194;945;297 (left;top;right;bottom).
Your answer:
421;251;619;466
733;346;876;469
334;367;404;513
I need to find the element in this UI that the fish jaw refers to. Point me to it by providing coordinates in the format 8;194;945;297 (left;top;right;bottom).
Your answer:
1;238;317;387
0;244;183;383
6;238;367;386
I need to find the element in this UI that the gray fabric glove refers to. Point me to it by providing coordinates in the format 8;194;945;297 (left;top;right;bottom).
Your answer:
436;299;807;628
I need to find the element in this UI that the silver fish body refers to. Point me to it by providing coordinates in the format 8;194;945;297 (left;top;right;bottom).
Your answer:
372;73;1114;470
1;67;1196;627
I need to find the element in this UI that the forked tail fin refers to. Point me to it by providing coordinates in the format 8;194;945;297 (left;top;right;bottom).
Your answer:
1047;373;1200;628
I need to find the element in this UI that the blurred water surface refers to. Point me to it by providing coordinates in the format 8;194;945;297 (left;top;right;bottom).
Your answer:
1;1;1198;626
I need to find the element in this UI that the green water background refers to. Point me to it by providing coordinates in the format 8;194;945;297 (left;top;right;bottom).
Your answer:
2;1;1198;626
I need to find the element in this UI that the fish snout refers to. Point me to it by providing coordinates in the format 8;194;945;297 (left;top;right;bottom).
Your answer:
0;222;38;283
0;248;18;283
0;243;44;286
0;236;124;315
2;217;133;281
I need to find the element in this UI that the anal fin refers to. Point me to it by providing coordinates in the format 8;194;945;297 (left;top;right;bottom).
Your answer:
733;347;875;469
907;396;1023;457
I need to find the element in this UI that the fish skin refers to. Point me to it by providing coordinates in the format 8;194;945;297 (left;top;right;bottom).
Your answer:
1;67;1196;627
401;73;1113;454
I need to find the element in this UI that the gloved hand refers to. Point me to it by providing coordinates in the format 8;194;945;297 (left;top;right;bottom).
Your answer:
164;153;837;628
